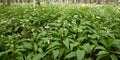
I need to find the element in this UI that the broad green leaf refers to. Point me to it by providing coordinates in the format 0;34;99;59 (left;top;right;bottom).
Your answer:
84;57;93;60
0;52;5;57
36;34;41;40
87;58;93;60
52;49;59;59
82;43;95;54
65;51;76;59
15;49;26;53
76;49;85;60
47;41;60;50
32;53;45;60
58;48;65;58
8;35;14;40
70;44;74;50
33;32;37;40
26;53;34;60
23;42;33;49
41;31;47;36
110;54;118;60
37;48;43;53
34;43;38;52
70;42;79;50
98;40;108;48
113;51;120;55
0;50;11;56
97;51;109;56
109;34;115;40
63;38;70;49
94;46;106;51
96;54;108;60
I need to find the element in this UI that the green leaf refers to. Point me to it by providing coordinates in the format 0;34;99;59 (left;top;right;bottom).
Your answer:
0;52;5;57
65;51;76;59
76;49;85;60
0;50;11;57
63;38;70;49
58;48;65;58
41;31;47;36
87;58;93;60
97;51;109;56
37;48;43;53
52;49;59;59
82;43;95;54
96;54;108;60
32;53;45;60
23;42;33;49
98;40;108;48
34;43;38;52
33;32;37;40
26;53;34;60
110;54;118;60
94;46;106;51
70;42;79;50
47;41;60;50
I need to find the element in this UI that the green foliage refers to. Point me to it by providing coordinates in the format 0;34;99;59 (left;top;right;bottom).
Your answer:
0;4;120;60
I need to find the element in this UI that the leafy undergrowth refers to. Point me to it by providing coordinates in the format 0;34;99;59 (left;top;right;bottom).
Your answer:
0;4;120;60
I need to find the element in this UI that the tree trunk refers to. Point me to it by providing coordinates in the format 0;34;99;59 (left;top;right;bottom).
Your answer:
2;0;6;5
36;0;40;5
20;0;23;3
15;0;18;3
76;0;80;3
84;0;87;3
0;0;1;3
7;0;11;5
97;0;101;4
46;0;50;4
63;0;65;2
28;0;31;3
89;0;92;3
93;0;96;3
105;0;109;3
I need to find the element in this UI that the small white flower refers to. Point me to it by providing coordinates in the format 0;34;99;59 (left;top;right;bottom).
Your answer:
45;24;50;29
26;20;29;22
116;18;120;21
26;39;30;41
31;29;35;32
96;16;101;19
74;15;78;18
72;21;76;24
64;28;67;30
62;34;64;37
68;24;72;26
11;18;15;20
47;40;50;44
57;20;61;22
1;21;6;24
22;24;25;27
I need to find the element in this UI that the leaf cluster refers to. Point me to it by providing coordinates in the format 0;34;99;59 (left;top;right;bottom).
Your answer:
0;4;120;60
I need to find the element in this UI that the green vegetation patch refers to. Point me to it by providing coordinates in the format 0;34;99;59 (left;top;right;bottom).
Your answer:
0;4;120;60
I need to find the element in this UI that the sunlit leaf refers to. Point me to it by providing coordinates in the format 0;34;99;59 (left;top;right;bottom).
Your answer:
97;51;109;56
32;53;45;60
65;51;76;59
52;49;59;59
110;54;118;60
76;49;85;60
23;42;33;49
63;38;70;49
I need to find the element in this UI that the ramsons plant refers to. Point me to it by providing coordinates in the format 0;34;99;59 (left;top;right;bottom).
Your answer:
0;4;120;60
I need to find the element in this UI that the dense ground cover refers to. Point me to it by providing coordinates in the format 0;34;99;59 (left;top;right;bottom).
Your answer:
0;4;120;60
